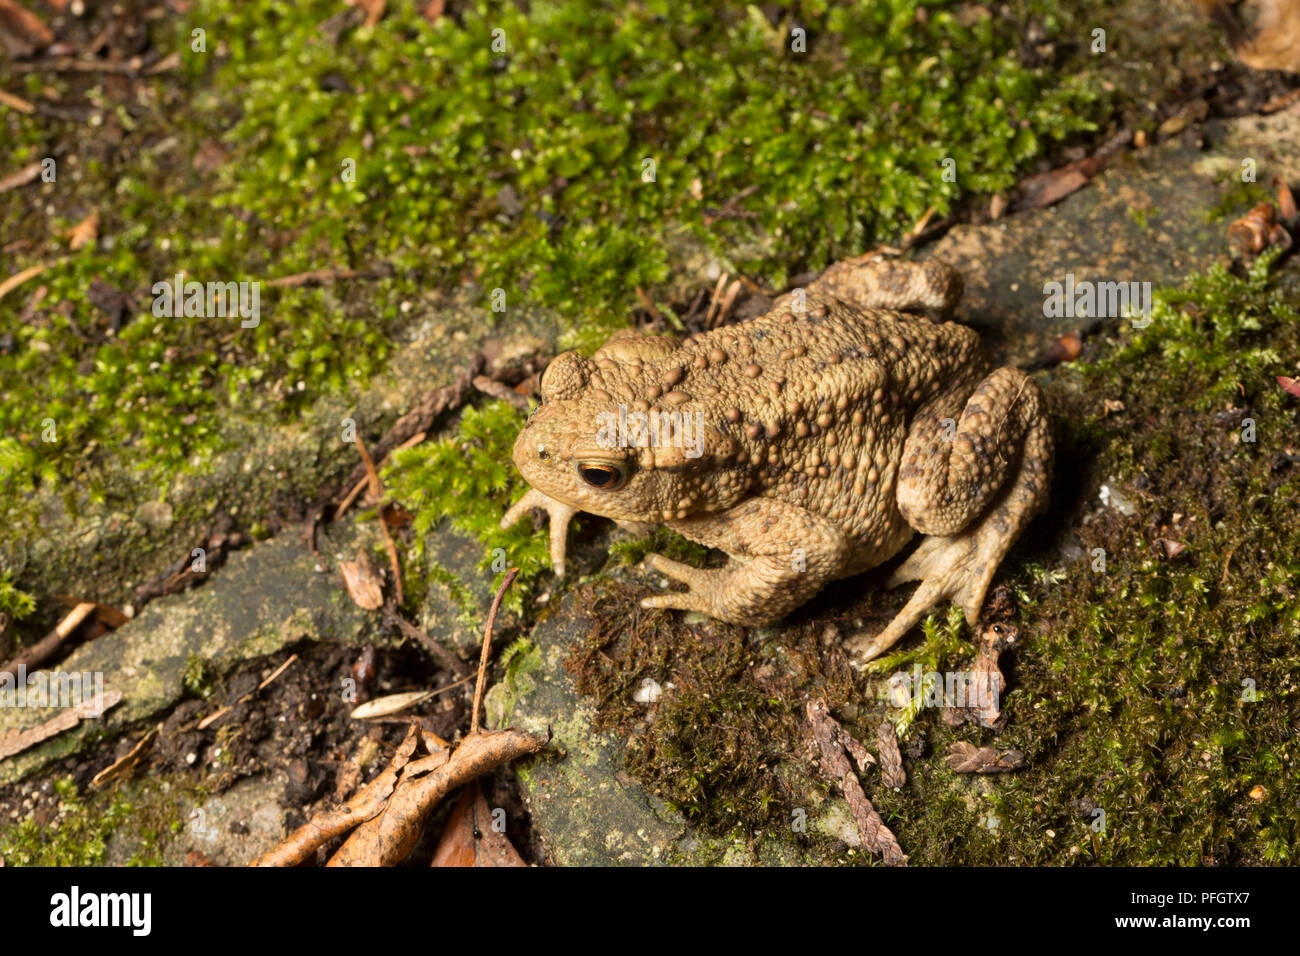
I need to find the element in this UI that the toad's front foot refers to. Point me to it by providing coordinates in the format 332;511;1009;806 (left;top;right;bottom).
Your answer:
639;553;732;619
500;488;577;578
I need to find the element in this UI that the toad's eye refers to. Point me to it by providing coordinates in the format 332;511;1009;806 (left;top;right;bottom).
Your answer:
577;461;628;490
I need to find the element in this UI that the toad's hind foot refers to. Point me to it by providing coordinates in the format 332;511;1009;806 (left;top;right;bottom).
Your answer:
846;529;998;664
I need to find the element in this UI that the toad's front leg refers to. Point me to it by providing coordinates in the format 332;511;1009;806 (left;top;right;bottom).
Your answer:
641;497;852;626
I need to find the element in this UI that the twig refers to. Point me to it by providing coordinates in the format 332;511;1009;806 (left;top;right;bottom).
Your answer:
0;263;46;302
197;653;298;730
352;436;403;604
471;376;530;411
471;568;518;735
0;602;95;679
267;266;385;288
335;431;425;520
634;286;665;323
0;90;34;113
332;355;482;509
6;56;163;75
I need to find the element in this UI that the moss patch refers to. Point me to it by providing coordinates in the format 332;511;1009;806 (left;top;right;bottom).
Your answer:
565;583;858;830
385;399;549;619
0;777;180;867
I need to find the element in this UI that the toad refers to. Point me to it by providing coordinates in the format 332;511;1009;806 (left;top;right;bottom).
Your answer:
501;256;1051;662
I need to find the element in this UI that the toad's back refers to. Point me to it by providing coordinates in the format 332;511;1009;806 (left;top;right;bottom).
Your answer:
632;298;988;560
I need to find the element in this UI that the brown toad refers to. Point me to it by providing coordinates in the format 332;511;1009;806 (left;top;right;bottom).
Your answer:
501;256;1052;662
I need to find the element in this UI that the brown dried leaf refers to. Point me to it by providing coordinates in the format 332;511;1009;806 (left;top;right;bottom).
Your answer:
947;740;1025;774
340;547;384;610
1016;167;1089;211
250;723;421;867
349;690;434;720
431;784;527;867
806;699;907;865
327;727;549;866
1228;201;1280;257
0;0;54;58
66;210;99;251
877;720;906;789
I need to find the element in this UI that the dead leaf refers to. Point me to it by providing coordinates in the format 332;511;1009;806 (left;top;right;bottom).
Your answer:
340;547;384;610
250;723;422;867
421;0;446;23
1209;0;1300;72
1013;129;1130;212
1038;330;1083;368
877;720;906;789
947;741;1025;774
0;689;123;760
66;211;99;250
90;724;159;788
0;162;43;195
1155;537;1188;560
806;699;907;865
0;0;54;58
327;727;549;866
349;690;434;720
1016;167;1089;211
431;784;527;867
1228;201;1292;257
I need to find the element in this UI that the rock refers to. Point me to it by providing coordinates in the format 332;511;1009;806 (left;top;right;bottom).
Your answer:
494;582;849;866
0;527;379;786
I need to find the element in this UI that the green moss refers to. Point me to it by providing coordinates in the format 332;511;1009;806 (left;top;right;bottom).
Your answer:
0;571;36;624
385;400;549;616
566;584;856;830
1;0;1115;537
182;654;220;700
0;778;167;867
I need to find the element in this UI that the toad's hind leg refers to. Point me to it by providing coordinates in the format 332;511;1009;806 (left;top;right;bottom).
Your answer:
778;256;964;317
847;367;1052;664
